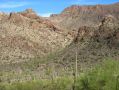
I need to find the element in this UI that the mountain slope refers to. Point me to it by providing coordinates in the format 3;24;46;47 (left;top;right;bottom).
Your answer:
50;15;119;73
0;9;72;64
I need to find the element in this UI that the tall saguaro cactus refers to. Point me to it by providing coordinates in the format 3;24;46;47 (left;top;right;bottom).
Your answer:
72;43;78;90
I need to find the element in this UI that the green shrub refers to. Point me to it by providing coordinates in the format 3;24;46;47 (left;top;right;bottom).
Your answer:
0;60;119;90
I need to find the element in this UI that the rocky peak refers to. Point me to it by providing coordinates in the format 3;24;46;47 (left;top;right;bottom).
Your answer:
23;8;36;14
19;8;39;19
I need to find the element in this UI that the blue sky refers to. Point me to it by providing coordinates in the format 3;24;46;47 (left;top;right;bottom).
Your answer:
0;0;119;17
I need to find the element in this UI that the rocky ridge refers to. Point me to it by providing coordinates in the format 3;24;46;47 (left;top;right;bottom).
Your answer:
50;2;119;31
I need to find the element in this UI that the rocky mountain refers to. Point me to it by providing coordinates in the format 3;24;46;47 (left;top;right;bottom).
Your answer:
0;9;72;64
50;2;119;31
0;2;119;82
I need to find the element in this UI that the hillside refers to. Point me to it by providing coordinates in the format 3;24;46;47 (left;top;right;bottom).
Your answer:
50;15;119;73
0;9;72;64
0;2;119;83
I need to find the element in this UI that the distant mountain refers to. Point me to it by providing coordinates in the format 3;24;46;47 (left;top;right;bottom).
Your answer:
50;2;119;31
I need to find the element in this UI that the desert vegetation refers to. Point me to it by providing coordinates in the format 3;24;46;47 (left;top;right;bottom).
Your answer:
0;60;119;90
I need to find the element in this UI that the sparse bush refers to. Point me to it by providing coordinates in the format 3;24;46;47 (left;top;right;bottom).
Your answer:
0;60;119;90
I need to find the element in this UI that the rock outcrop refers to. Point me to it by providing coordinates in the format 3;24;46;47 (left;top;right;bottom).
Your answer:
19;9;40;19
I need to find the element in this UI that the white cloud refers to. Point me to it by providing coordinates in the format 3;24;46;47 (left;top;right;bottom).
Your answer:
39;13;52;17
0;2;29;8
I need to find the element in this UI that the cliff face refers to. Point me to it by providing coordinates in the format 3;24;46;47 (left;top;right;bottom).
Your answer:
50;2;119;31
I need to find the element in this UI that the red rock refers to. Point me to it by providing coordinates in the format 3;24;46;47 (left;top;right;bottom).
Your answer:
19;9;40;19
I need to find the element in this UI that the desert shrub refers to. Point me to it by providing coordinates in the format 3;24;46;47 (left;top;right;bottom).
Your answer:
52;77;72;90
70;60;119;90
0;60;119;90
0;84;6;90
